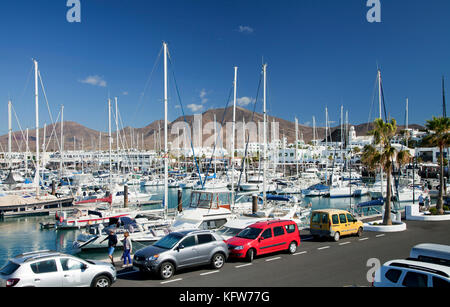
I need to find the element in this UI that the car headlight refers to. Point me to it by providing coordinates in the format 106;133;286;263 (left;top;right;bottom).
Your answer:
234;246;244;251
148;255;159;261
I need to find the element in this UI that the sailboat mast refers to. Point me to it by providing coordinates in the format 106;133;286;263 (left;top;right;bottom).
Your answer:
312;116;316;144
25;128;29;174
43;123;46;168
263;63;267;206
163;42;169;218
295;117;298;177
378;69;384;197
231;66;238;206
60;105;64;176
115;97;119;174
443;77;447;118
8;100;12;169
108;98;112;187
378;69;382;120
214;114;217;175
406;98;409;148
34;59;40;198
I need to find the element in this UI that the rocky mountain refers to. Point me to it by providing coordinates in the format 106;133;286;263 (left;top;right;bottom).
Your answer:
0;107;425;152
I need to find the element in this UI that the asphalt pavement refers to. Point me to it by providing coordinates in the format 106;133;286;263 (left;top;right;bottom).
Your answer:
113;220;450;287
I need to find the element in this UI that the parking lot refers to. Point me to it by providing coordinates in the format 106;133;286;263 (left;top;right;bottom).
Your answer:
112;220;450;287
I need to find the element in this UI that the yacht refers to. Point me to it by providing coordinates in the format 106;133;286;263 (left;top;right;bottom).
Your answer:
73;216;171;250
55;206;141;230
170;189;235;231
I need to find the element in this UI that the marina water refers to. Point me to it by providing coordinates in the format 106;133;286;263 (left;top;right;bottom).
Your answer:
0;186;386;267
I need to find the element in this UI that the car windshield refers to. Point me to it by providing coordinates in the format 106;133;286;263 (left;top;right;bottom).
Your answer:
0;261;20;275
216;227;242;237
153;233;184;249
237;227;263;240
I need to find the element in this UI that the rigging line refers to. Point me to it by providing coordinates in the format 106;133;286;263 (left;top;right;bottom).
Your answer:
380;82;388;122
117;107;137;176
235;71;263;199
167;51;203;187
44;111;61;153
367;74;378;133
38;72;64;153
132;46;164;123
17;63;34;107
201;86;234;187
118;112;137;177
11;104;27;151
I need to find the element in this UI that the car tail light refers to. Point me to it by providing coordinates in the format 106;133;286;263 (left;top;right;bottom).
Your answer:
6;279;20;287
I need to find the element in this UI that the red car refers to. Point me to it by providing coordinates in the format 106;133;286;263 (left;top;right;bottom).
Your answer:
226;220;301;262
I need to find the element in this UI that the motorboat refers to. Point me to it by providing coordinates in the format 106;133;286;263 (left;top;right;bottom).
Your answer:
302;184;330;197
73;216;171;250
55;207;141;230
170;189;235;231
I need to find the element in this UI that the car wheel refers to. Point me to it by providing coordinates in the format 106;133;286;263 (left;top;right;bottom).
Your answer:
333;232;340;242
288;241;298;254
211;253;225;269
159;262;175;280
246;249;255;262
357;227;363;237
92;275;111;288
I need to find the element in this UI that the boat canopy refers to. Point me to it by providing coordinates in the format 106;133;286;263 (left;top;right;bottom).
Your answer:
308;184;329;191
259;194;292;202
357;198;384;208
189;189;232;210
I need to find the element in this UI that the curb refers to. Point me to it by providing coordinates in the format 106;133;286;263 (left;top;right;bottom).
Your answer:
363;220;407;232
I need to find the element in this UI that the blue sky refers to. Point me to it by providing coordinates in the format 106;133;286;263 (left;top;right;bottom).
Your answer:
0;0;449;134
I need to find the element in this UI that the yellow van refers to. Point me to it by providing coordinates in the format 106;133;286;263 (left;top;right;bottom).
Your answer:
309;209;364;242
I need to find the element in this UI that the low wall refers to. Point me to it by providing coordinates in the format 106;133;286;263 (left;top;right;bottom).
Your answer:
405;204;450;221
363;220;407;232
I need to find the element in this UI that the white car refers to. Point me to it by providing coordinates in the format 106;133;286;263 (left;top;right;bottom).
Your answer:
0;250;117;287
373;259;450;287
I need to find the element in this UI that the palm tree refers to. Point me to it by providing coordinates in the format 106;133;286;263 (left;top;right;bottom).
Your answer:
362;118;411;225
424;116;450;215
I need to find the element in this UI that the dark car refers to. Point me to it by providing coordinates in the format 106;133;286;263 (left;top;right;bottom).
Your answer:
133;229;229;280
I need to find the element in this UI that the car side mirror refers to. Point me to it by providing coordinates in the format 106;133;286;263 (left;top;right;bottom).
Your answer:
177;244;185;251
82;264;88;271
259;237;264;242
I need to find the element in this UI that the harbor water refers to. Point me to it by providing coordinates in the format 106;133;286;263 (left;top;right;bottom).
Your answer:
0;186;380;267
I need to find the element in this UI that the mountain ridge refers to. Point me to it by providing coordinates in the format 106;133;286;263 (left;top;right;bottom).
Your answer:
0;107;425;152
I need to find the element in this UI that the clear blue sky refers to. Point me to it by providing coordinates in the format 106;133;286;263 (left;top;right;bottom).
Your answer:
0;0;449;134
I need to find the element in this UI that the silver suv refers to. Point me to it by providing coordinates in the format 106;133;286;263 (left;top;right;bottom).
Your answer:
133;229;229;280
0;250;117;287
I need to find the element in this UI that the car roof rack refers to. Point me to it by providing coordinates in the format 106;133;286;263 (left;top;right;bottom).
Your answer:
266;219;291;225
390;262;449;278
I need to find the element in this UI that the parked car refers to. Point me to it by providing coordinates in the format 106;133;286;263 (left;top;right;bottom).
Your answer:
227;220;300;262
373;259;450;287
0;250;116;287
309;209;363;241
409;243;450;267
133;229;229;280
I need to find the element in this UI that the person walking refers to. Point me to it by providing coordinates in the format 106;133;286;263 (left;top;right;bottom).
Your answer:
418;194;424;211
122;231;133;268
107;230;118;265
